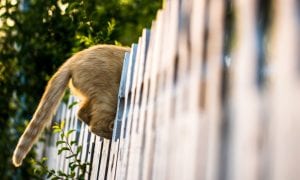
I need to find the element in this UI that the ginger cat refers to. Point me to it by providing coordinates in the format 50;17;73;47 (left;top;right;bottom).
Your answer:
12;44;130;167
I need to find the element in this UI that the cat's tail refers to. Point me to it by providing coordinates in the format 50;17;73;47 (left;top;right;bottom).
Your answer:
12;61;72;167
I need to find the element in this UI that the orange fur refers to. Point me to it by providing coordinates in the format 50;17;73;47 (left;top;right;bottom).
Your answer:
12;45;130;167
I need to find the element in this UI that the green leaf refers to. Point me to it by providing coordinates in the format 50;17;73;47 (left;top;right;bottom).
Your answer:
60;132;65;139
71;140;77;146
41;157;48;163
78;174;85;180
70;171;76;178
47;171;54;178
30;158;36;165
58;147;69;155
68;162;75;168
58;170;68;177
66;129;76;137
107;18;116;36
53;128;61;133
76;146;82;154
56;140;67;147
114;40;122;46
68;101;79;109
80;164;86;171
60;121;65;129
33;168;39;175
66;154;76;159
52;125;60;129
70;163;79;171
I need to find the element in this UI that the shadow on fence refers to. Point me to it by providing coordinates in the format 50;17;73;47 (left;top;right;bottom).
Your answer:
41;0;299;179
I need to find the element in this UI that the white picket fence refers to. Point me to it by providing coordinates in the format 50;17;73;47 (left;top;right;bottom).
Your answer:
42;0;300;179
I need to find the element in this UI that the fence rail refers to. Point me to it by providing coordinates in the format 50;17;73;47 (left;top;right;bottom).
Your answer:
41;0;300;179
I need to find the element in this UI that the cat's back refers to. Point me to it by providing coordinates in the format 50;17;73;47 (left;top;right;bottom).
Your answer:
71;45;129;68
69;45;130;95
80;44;130;60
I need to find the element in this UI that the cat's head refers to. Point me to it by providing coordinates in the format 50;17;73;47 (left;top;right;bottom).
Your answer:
88;118;114;139
77;101;115;139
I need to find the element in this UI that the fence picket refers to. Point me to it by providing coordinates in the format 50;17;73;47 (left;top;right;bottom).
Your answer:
268;0;300;179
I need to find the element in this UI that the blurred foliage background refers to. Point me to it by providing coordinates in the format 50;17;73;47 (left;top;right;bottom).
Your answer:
0;0;161;178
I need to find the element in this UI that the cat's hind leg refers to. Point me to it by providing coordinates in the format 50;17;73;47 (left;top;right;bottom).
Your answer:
77;100;92;125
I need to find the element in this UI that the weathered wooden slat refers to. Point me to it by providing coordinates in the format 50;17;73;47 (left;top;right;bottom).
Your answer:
167;1;204;180
57;103;67;172
229;1;260;180
126;29;150;180
125;38;141;180
268;0;300;179
187;0;209;180
86;134;96;180
46;103;64;171
98;139;111;180
69;97;81;177
62;97;75;174
106;52;131;180
204;0;225;179
122;43;140;180
135;29;151;180
113;52;130;140
138;26;154;180
150;1;179;179
115;44;138;180
152;2;176;179
142;10;164;180
75;120;86;175
90;136;104;179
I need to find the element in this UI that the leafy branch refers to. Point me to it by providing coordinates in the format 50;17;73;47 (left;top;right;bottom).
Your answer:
31;121;90;180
